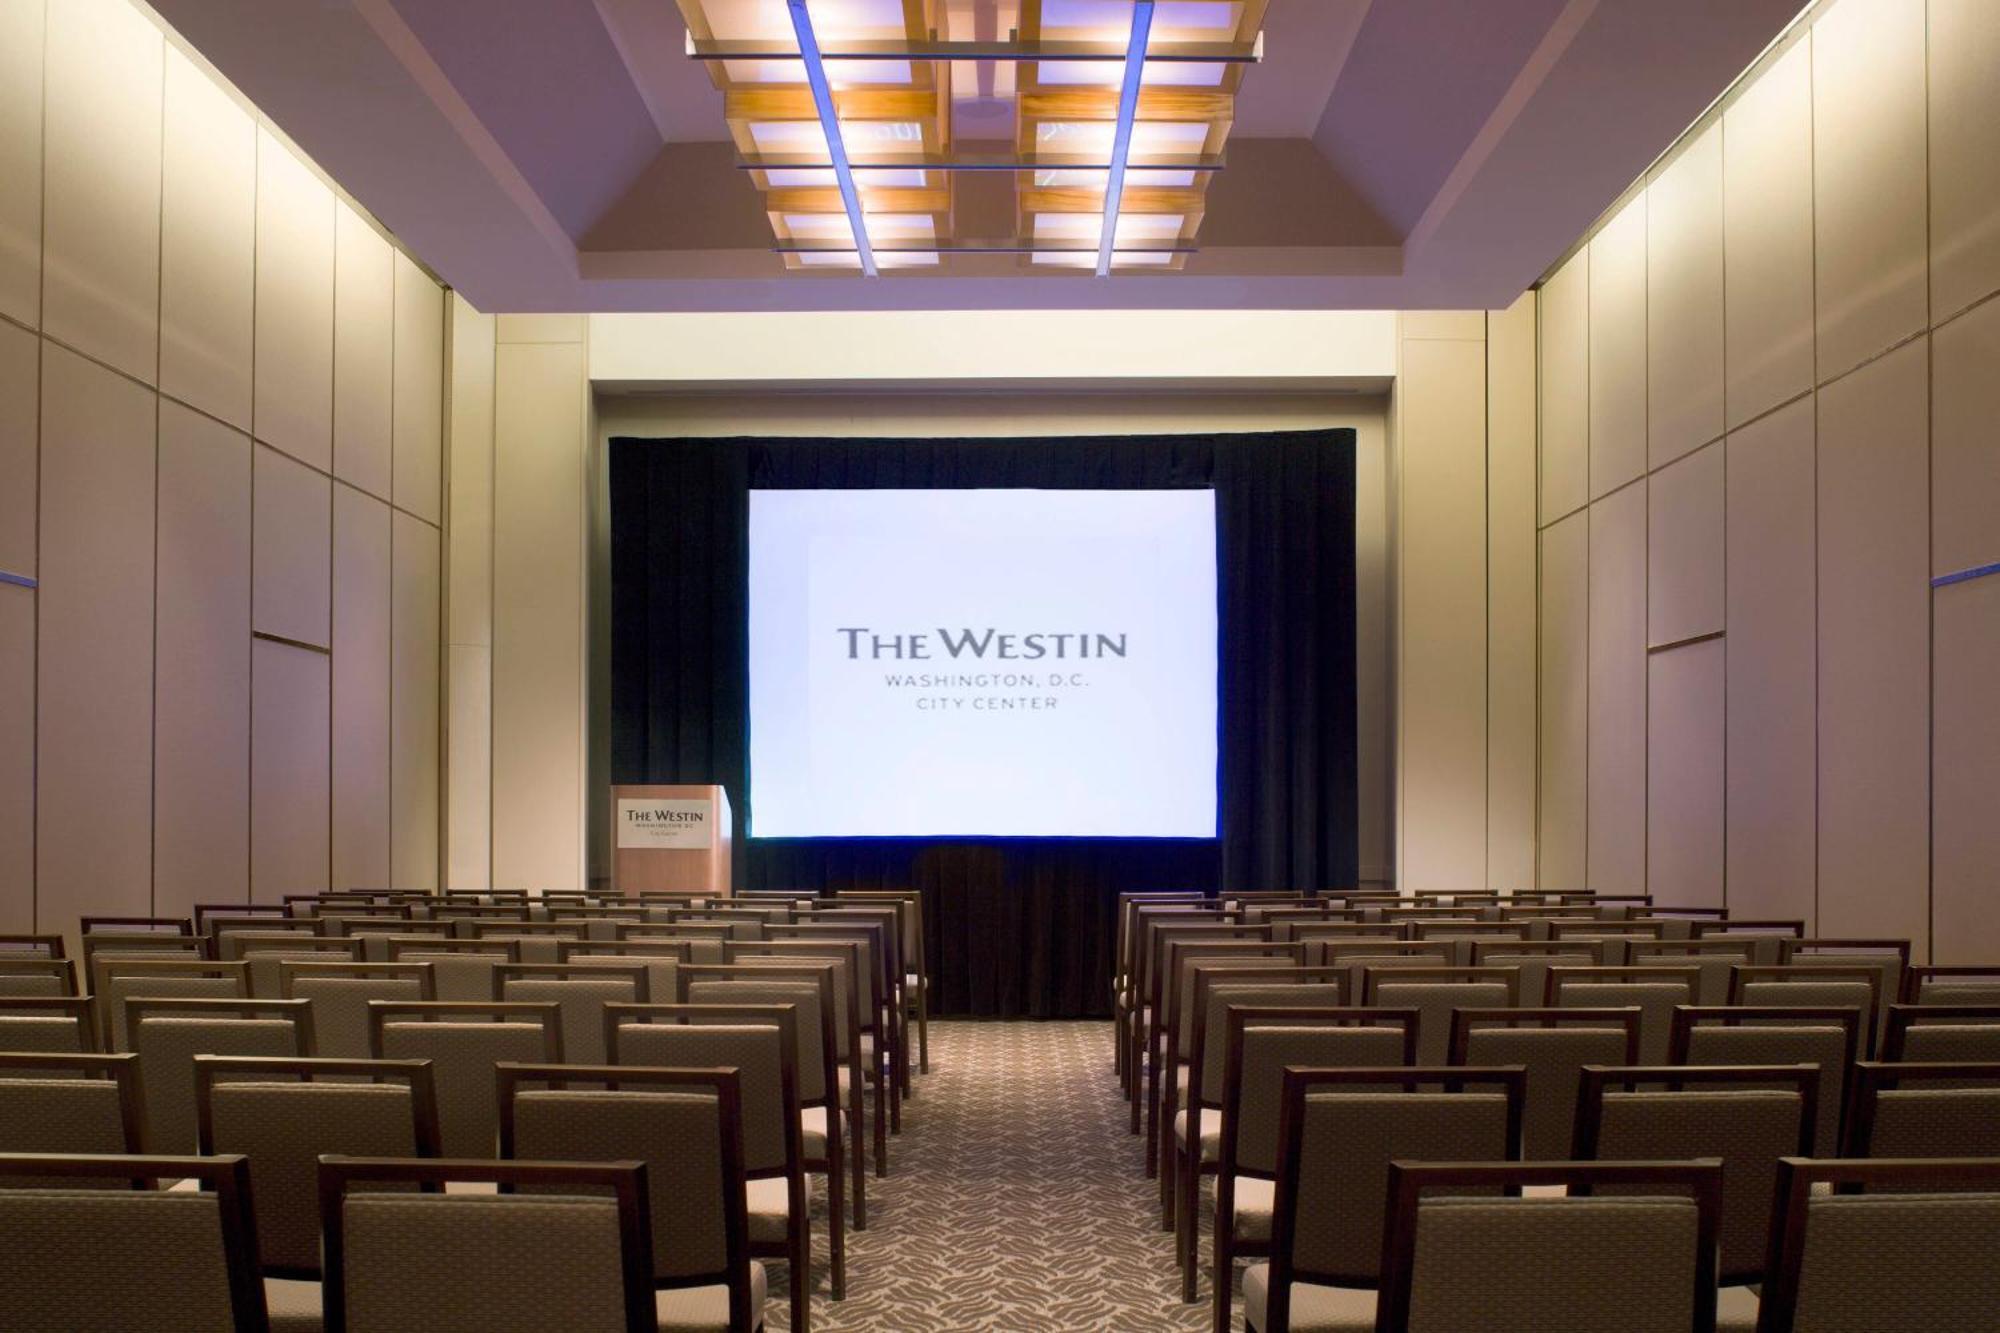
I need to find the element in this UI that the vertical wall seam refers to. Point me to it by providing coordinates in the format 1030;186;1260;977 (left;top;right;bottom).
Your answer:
29;0;48;933
149;34;164;917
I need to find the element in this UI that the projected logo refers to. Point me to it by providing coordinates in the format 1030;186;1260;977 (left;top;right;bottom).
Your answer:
837;627;1128;712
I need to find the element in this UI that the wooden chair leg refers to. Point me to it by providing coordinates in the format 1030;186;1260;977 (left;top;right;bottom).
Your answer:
849;1089;868;1230
916;984;929;1074
1210;1214;1233;1333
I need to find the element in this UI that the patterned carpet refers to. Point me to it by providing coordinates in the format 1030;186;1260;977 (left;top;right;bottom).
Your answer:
771;1020;1214;1331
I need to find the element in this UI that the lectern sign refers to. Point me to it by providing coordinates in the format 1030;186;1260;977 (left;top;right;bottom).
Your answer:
616;799;713;849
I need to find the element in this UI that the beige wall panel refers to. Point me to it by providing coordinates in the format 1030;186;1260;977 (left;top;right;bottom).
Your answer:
0;0;44;328
36;345;155;924
333;204;394;501
447;642;492;892
391;512;441;890
1723;39;1815;429
1397;337;1488;892
1724;397;1817;925
493;342;587;891
1486;294;1538;889
1539;250;1589;523
253;130;335;470
252;444;332;649
1647;123;1724;467
1818;337;1929;946
159;45;255;430
1538;513;1588;889
1928;0;2000;320
40;0;161;383
1647;441;1724;647
153;402;250;918
1400;312;1485;341
495;314;587;344
448;297;495;648
1812;0;1928;383
392;255;445;525
0;583;32;931
1353;413;1390;882
1647;638;1725;908
331;485;390;891
1931;296;2000;577
1933;574;2000;962
251;638;329;899
1588;481;1648;894
1588;196;1648;499
0;321;35;576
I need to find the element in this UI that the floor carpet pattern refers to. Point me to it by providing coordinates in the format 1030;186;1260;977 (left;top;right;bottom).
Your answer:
772;1019;1214;1331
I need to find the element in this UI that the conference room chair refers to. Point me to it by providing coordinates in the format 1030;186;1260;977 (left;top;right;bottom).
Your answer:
92;957;251;1051
0;933;67;960
621;922;735;962
0;1051;144;1167
0;996;100;1058
467;918;585;965
669;908;773;942
195;902;294;933
1310;941;1451;1005
1232;1067;1527;1333
319;914;425;963
1148;940;1307;1171
1572;1062;1817;1327
1447;1008;1640;1161
1670;1006;1863;1157
796;907;909;1092
677;964;864;1230
383;935;519;1002
1132;922;1277;1119
496;961;650;1068
1545;919;1672;966
1842;1061;2000;1158
775;917;907;1107
1728;965;1884;1059
1880;1003;2000;1063
835;890;931;1075
0;956;79;999
1406;922;1528;967
548;907;648;941
128;996;316;1153
1778;940;1910;1037
280;962;437;1059
223;933;365;1000
1628;939;1759;1006
503;1058;805;1332
1363;967;1520;1067
1755;1158;2000;1333
1190;1007;1421;1308
1122;907;1246;1092
365;1000;560;1157
1467;940;1603;1013
1288;920;1410;948
1900;964;2000;1006
1693;920;1806;966
562;938;696;1000
1546;965;1699;1065
0;1153;269;1330
78;914;194;936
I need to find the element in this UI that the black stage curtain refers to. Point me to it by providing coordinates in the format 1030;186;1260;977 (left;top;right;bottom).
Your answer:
610;429;1357;1017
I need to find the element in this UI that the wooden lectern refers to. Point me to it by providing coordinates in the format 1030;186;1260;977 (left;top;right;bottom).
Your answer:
609;784;732;898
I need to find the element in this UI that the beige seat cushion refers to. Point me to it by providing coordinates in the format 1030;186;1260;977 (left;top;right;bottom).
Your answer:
264;1276;323;1332
654;1261;768;1332
1233;1177;1274;1242
1172;1108;1222;1157
1241;1263;1376;1332
745;1177;792;1244
799;1106;848;1158
1716;1284;1760;1332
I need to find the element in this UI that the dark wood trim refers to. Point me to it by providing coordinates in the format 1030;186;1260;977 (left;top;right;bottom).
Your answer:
1843;1059;2000;1156
0;1051;145;1155
0;933;67;959
1899;965;2000;1005
1447;1006;1643;1072
1727;964;1885;1057
494;960;652;1004
0;956;79;995
125;995;316;1058
363;1000;564;1063
1361;965;1523;1007
0;995;100;1051
1543;963;1702;1006
279;961;439;1001
1882;1003;2000;1060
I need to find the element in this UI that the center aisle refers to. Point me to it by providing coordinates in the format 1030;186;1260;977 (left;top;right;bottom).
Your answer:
780;1020;1212;1331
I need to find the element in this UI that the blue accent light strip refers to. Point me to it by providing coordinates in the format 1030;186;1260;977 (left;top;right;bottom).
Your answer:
786;0;878;277
1932;560;2000;589
1097;0;1157;278
0;570;35;590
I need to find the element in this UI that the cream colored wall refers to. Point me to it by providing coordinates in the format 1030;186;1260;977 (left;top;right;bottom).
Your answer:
0;0;446;930
1530;0;2000;959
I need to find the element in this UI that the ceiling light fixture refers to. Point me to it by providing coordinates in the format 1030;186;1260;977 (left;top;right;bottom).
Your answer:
784;0;877;276
1097;0;1155;277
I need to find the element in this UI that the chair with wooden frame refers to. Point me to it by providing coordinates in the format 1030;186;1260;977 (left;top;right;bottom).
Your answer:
1449;1008;1641;1161
667;908;773;941
1573;1062;1817;1300
431;901;532;936
1728;964;1884;1058
600;1003;823;1321
194;1053;442;1317
1778;939;1910;1044
79;915;194;936
1307;940;1450;1004
0;1153;269;1331
1842;1061;2000;1158
364;1000;560;1158
1630;939;1759;1006
465;919;584;965
1134;917;1273;1118
836;889;931;1075
325;915;444;964
677;960;866;1231
0;995;100;1057
547;907;647;942
1881;1003;2000;1063
1547;919;1670;965
1112;894;1210;1017
195;903;294;935
0;1051;144;1169
1469;939;1606;1014
1692;920;1805;966
1408;922;1529;967
1234;1067;1528;1333
560;937;696;1003
797;905;910;1097
0;956;79;999
90;956;250;1051
280;962;437;1059
776;914;907;1111
128;996;316;1153
1755;1158;2000;1333
0;933;67;960
1899;963;2000;1006
220;932;364;999
1546;965;1700;1065
495;961;650;1067
1195;1007;1421;1313
1121;906;1241;1095
1669;1005;1862;1157
621;922;735;962
1363;1160;1723;1333
382;936;520;1003
1363;967;1521;1066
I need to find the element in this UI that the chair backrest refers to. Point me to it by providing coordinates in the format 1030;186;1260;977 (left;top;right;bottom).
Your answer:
1547;966;1699;1064
1469;940;1604;1007
383;936;519;1002
1218;1006;1419;1173
1371;1161;1721;1333
1166;942;1307;1051
319;1156;668;1333
496;963;650;1067
0;933;67;960
466;920;582;964
197;903;293;934
759;931;878;1030
281;962;436;1059
90;957;249;1049
366;1001;562;1157
1730;964;1883;1057
604;1004;800;1175
500;1064;765;1292
1843;1061;2000;1159
1670;1005;1861;1156
128;997;315;1152
221;933;363;998
677;971;835;1106
1758;1158;2000;1333
1574;1062;1816;1282
1451;1008;1642;1160
1882;1003;2000;1063
1693;920;1805;965
1780;939;1909;1032
559;939;693;1001
1629;939;1758;1005
0;1052;144;1181
1263;1066;1525;1285
1366;968;1521;1065
0;1153;268;1331
0;996;99;1057
195;1055;442;1276
1190;970;1352;1102
0;957;78;998
712;950;858;1064
80;915;194;936
1901;964;2000;1007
